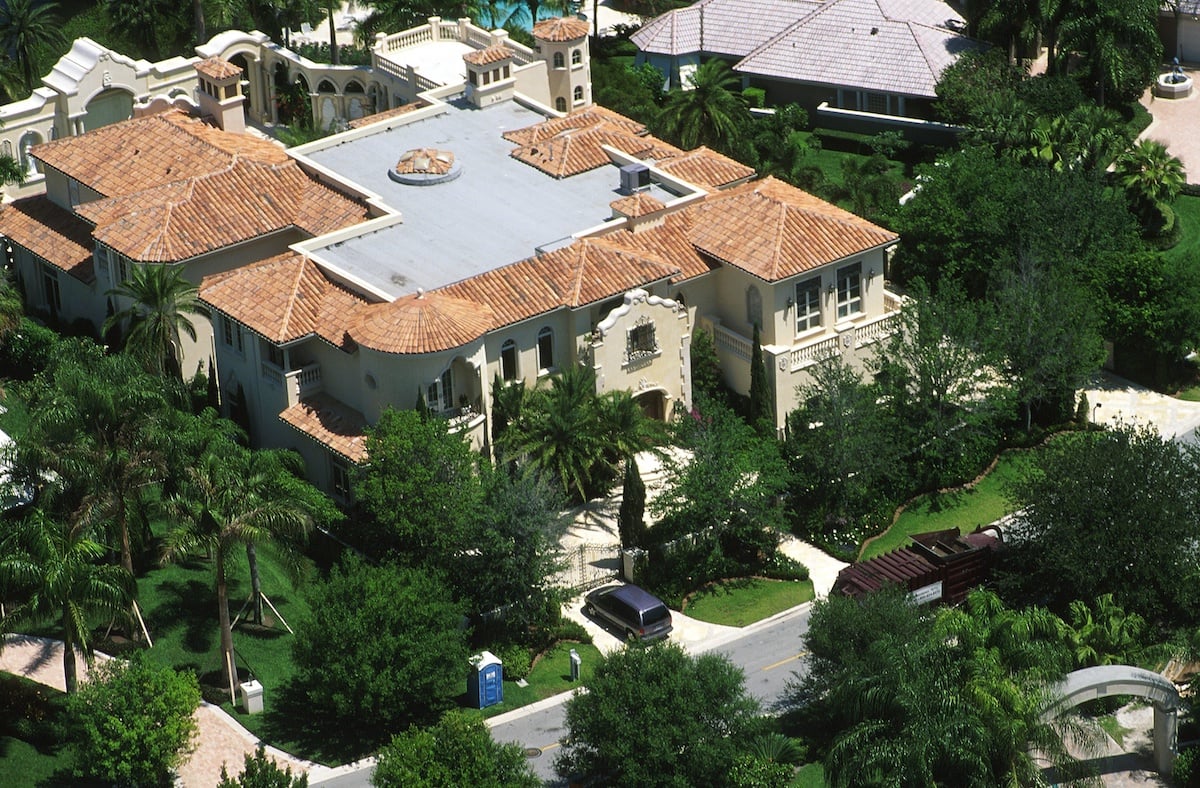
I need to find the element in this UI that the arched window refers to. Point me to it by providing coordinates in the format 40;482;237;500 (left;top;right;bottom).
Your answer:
317;79;336;93
571;49;582;65
746;286;762;330
500;339;519;382
553;52;565;69
344;80;364;94
573;85;583;102
537;327;554;372
555;97;567;112
674;292;686;307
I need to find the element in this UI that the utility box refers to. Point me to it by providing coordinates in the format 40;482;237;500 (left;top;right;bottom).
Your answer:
239;680;264;715
569;648;581;682
467;651;503;709
621;547;647;583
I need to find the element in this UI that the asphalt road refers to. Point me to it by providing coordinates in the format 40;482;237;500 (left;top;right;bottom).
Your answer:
310;604;815;787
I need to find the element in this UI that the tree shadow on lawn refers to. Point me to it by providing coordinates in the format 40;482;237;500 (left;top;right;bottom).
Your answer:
260;680;387;766
145;577;218;654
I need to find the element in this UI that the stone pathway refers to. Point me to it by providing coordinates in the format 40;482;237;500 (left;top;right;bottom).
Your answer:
1138;64;1200;184
1082;370;1200;440
0;634;315;786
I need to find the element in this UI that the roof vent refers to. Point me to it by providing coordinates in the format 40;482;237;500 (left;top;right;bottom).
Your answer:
389;148;463;186
619;163;651;195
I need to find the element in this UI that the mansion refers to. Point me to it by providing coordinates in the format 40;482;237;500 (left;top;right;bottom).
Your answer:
0;17;900;498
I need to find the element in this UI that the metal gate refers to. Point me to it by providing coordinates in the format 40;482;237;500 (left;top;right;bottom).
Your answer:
557;544;620;592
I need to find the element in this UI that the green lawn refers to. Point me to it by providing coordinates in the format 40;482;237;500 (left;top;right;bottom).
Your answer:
0;674;79;787
479;641;602;719
683;577;815;627
1165;194;1200;268
0;385;31;438
858;451;1033;561
791;762;828;787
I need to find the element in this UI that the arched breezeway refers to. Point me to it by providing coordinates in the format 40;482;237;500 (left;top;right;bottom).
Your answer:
1042;665;1179;775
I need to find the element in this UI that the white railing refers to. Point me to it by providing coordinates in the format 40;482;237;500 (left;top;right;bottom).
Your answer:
288;363;323;395
371;53;405;81
884;290;905;312
261;362;284;386
854;311;901;349
439;21;460;38
713;323;752;362
379;27;433;52
465;28;492;48
790;335;841;371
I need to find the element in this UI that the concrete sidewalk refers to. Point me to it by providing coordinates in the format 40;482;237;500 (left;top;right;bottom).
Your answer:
1081;370;1200;439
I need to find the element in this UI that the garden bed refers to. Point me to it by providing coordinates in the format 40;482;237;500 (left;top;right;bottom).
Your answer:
682;577;815;627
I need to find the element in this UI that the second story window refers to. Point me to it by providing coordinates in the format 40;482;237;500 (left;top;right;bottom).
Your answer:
427;367;452;412
794;278;820;334
837;263;862;320
500;340;519;382
537;327;554;372
221;315;245;354
553;52;564;69
571;49;582;65
746;285;762;330
626;318;658;363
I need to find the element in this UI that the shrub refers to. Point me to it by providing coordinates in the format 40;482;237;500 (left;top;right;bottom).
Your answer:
67;653;200;786
218;744;308;787
495;644;533;681
1174;745;1200;787
761;553;809;582
1;318;59;379
552;619;593;644
743;87;766;108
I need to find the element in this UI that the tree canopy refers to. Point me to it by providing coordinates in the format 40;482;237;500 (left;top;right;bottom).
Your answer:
373;710;540;788
556;642;760;787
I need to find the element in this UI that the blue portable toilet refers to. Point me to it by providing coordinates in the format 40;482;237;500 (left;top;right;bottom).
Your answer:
468;651;503;709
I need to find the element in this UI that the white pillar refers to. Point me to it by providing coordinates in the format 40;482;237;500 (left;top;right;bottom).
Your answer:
1153;703;1177;775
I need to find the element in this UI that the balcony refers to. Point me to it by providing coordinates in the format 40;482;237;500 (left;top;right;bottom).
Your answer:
283;363;324;407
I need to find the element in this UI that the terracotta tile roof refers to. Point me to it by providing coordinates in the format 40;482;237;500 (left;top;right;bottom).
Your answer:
654;145;755;189
463;45;513;66
502;106;644;146
77;160;368;263
532;17;590;41
0;195;95;282
438;239;679;328
31;110;288;198
593;210;715;282
510;124;659;178
611;192;665;217
347;100;429;129
395;148;455;175
688;177;898;281
280;393;368;462
195;57;242;80
350;291;497;354
199;253;365;348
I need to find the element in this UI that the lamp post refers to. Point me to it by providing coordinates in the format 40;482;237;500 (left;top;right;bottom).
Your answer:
1093;402;1102;426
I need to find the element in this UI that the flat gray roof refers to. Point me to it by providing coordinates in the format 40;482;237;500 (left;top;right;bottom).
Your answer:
304;98;675;298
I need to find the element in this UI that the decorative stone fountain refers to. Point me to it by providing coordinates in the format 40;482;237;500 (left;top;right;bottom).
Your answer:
1155;59;1193;99
388;148;462;185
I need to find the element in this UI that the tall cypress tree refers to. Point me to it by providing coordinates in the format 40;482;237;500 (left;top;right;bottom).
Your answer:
748;323;774;436
618;459;646;549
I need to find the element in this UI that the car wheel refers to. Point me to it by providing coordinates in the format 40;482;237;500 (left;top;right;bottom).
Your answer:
584;603;595;616
625;629;637;642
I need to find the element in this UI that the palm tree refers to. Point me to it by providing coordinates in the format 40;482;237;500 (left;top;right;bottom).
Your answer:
1066;593;1145;668
0;510;135;693
1056;0;1161;105
104;264;209;380
1115;139;1186;215
657;59;748;152
163;440;315;699
0;0;64;97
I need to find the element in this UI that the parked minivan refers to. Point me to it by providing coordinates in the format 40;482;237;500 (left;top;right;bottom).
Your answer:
584;583;673;642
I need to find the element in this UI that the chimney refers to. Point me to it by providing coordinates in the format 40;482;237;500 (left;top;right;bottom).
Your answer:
195;57;246;134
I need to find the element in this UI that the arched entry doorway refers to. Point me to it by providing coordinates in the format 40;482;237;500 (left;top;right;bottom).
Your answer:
633;389;666;421
1042;665;1179;775
228;52;253;117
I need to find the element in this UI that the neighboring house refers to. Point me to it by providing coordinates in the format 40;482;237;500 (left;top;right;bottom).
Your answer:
0;16;902;499
633;0;982;129
1159;0;1200;63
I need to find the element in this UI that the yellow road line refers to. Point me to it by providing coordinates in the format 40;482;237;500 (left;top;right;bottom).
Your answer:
762;651;809;672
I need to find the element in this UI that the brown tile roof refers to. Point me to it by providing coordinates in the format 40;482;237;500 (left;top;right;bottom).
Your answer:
688;177;898;281
32;110;287;198
195;57;242;80
611;192;665;217
347;100;429;129
655;145;755;189
0;195;95;283
199;253;365;348
395;148;455;175
76;160;369;263
438;239;679;328
350;291;497;354
532;17;590;41
280;393;368;462
593;209;716;282
501;105;644;146
510;124;659;178
463;45;513;66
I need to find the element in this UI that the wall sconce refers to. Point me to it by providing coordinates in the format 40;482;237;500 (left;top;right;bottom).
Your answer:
827;283;836;294
868;268;877;280
785;296;794;312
